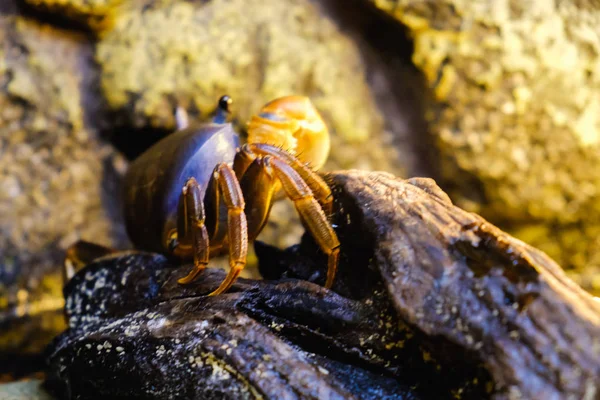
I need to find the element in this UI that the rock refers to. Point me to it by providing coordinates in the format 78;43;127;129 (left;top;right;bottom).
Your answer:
20;0;120;31
0;380;54;399
365;0;600;294
0;9;128;360
45;171;600;399
90;0;396;169
19;0;430;175
324;171;600;399
45;252;420;400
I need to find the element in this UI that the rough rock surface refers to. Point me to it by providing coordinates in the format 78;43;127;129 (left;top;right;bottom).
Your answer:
367;0;600;293
92;0;398;170
325;171;600;399
20;0;414;174
45;171;600;399
44;251;486;399
0;380;53;399
0;8;128;357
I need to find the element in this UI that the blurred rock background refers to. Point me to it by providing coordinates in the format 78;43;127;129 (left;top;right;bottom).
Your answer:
1;0;599;386
368;0;600;294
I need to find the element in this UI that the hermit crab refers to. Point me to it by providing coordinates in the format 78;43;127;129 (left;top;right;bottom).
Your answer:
66;96;340;296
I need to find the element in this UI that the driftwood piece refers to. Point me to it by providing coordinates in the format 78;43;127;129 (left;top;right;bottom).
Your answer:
325;171;600;399
44;171;600;399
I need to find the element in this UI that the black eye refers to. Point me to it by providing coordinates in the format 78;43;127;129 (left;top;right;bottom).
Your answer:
218;95;233;112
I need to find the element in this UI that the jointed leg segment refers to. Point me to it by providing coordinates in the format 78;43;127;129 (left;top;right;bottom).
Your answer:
176;178;210;284
176;165;248;296
177;146;339;294
243;144;334;217
210;164;248;296
263;156;340;288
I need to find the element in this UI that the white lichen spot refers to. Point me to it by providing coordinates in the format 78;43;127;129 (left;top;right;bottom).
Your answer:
124;325;140;337
269;321;283;331
93;275;106;291
156;345;167;356
132;310;148;319
116;346;124;353
196;320;209;331
121;269;131;286
210;362;231;380
148;317;171;330
465;335;474;346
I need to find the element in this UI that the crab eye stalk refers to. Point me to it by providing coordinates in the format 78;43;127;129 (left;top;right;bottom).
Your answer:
214;95;233;124
219;95;233;112
247;96;330;170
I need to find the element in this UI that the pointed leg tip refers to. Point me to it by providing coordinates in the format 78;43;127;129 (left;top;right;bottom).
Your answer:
207;288;223;297
177;276;194;285
178;267;203;285
207;283;230;296
324;277;335;289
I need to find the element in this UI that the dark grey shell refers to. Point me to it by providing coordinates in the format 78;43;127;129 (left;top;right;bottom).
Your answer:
123;123;239;253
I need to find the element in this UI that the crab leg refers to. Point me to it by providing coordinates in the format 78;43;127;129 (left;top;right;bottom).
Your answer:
177;178;211;284
263;156;340;288
236;157;278;242
207;163;249;296
64;241;116;281
246;143;334;217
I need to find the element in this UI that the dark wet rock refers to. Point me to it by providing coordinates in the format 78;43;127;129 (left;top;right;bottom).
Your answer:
45;253;419;400
46;171;599;399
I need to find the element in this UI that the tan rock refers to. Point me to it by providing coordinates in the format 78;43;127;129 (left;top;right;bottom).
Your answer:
369;0;600;293
0;13;127;353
